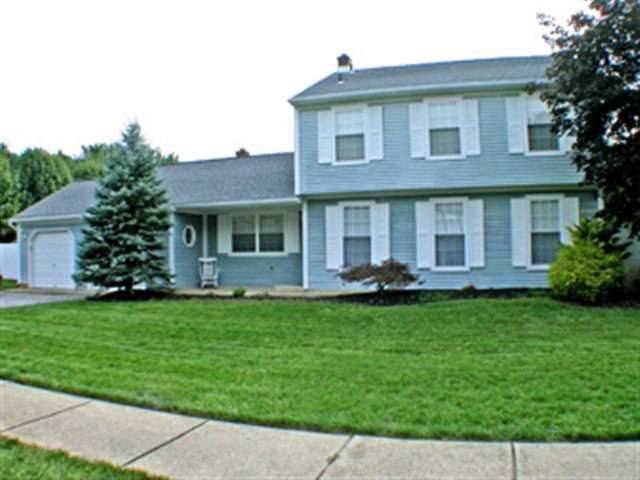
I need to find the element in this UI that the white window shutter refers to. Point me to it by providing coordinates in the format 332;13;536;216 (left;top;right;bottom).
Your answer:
371;203;390;264
365;106;384;161
561;197;580;244
559;134;576;154
284;212;300;253
325;205;343;270
510;199;528;267
462;99;481;156
415;201;434;269
465;199;485;268
217;215;232;254
317;110;334;164
409;102;426;158
506;96;526;154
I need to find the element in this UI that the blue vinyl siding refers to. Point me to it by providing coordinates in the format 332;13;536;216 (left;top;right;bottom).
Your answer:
18;221;86;286
173;213;204;288
202;214;302;288
307;191;597;290
18;219;170;288
298;94;584;195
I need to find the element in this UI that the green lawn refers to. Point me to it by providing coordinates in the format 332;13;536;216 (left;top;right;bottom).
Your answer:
0;298;638;441
1;278;17;290
0;436;158;479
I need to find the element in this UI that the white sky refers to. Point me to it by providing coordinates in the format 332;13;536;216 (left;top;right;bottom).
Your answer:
1;0;586;162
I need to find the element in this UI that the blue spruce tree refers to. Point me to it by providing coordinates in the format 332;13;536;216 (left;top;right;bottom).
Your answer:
74;123;172;294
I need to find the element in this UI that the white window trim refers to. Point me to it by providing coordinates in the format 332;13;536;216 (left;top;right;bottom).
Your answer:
525;194;564;271
229;213;287;257
182;225;197;248
331;104;368;166
431;196;470;272
339;200;375;268
522;93;563;157
426;96;466;161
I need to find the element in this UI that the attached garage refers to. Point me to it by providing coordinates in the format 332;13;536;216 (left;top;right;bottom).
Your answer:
29;230;75;288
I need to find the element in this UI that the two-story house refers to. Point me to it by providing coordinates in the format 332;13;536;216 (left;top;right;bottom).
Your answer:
11;55;610;290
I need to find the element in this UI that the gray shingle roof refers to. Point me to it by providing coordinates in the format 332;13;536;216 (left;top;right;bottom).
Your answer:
290;55;551;105
13;152;295;221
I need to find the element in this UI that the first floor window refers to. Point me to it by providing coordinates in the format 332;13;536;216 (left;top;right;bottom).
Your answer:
429;100;461;157
343;206;371;267
335;109;365;162
530;199;561;265
435;202;465;267
232;214;285;254
259;215;284;252
232;216;256;253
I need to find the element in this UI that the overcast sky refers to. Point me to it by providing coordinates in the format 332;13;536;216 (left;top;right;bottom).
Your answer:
1;0;586;162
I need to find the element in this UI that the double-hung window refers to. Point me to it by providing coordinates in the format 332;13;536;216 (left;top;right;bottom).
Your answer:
231;214;284;254
435;202;465;267
259;215;285;252
526;97;560;153
429;100;461;157
343;206;371;267
335;109;365;162
530;199;561;265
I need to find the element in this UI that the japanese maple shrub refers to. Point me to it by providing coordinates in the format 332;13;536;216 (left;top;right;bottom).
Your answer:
337;259;418;295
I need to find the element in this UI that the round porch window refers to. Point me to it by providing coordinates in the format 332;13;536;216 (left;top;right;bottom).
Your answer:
182;225;196;248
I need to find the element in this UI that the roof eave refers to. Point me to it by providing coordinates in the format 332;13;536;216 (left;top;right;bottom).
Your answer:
289;78;548;107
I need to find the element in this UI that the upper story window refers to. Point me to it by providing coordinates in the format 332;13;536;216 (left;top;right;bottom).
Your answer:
429;101;462;157
231;214;285;254
335;109;365;162
317;105;383;165
507;95;567;155
343;205;371;267
434;202;465;267
530;199;561;265
409;98;480;160
526;97;560;153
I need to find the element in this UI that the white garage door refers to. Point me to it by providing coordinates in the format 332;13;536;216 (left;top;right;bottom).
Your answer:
31;231;75;288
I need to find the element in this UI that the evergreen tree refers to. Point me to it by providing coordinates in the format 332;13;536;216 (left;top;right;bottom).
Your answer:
74;123;172;293
0;156;18;242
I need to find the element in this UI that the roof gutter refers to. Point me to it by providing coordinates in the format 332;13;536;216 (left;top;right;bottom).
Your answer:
173;197;301;209
289;78;547;107
10;214;84;225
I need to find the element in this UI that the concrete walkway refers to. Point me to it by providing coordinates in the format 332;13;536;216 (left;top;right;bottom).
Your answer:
0;291;87;308
0;381;637;479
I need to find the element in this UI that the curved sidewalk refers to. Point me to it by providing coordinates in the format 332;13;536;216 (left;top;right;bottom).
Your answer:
1;381;637;479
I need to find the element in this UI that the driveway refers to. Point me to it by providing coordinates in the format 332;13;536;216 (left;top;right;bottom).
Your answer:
0;292;86;308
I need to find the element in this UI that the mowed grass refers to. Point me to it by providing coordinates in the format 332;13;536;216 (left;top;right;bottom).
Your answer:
0;298;638;441
0;436;158;480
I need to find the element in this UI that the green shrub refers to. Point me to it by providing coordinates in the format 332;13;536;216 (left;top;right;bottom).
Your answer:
549;241;625;305
232;287;247;298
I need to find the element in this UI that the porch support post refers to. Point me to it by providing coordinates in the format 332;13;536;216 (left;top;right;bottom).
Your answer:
302;200;309;290
203;214;208;257
168;212;176;277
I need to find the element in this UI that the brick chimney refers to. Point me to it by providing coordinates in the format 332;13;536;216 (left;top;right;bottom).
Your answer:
235;148;250;158
337;53;353;73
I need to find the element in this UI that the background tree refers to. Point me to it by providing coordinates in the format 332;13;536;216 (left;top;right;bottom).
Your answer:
74;123;172;294
17;148;72;210
0;156;18;242
537;0;639;237
70;142;178;181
